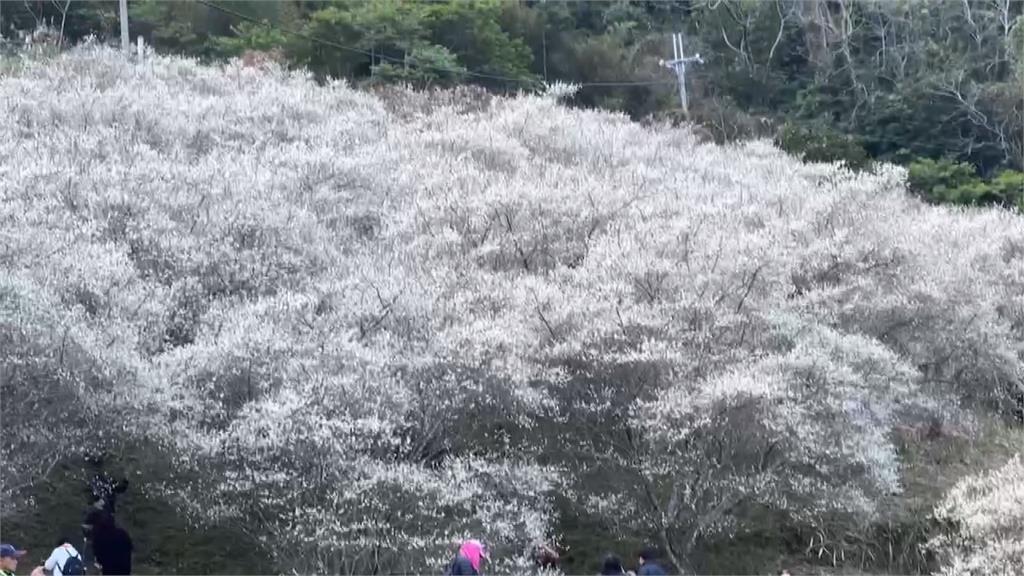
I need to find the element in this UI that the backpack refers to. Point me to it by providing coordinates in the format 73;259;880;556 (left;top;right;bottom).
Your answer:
59;552;86;576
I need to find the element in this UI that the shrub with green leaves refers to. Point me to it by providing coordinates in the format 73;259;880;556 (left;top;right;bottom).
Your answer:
775;122;871;171
908;158;1024;209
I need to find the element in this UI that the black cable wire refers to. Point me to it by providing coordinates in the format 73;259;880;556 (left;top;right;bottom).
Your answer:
196;0;547;87
577;80;678;87
195;0;690;90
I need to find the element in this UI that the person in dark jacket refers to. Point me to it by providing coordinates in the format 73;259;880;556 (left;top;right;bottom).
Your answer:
446;540;488;576
636;547;666;576
599;554;625;575
89;514;132;575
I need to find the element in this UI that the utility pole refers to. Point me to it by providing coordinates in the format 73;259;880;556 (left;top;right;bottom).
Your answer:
540;0;548;83
119;0;129;52
541;26;548;82
660;32;703;120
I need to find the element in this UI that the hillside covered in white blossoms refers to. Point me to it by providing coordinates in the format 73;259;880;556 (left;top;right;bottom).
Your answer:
1;47;1022;575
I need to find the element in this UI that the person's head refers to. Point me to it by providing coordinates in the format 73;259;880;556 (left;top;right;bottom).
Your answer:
458;539;489;573
600;554;624;575
53;536;74;548
637;547;659;566
85;508;114;530
0;543;27;572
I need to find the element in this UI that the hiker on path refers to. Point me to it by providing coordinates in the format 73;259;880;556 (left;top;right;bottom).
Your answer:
446;540;488;575
38;537;85;576
0;544;27;576
636;547;667;576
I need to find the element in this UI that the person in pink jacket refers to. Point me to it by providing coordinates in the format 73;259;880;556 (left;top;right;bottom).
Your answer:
446;540;488;575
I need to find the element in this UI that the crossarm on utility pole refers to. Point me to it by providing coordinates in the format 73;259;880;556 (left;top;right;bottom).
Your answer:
660;32;704;121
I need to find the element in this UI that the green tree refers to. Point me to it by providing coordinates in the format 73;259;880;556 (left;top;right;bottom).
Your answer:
211;21;288;57
424;0;536;89
130;0;229;57
288;0;431;80
371;44;466;87
907;158;1023;208
776;121;870;170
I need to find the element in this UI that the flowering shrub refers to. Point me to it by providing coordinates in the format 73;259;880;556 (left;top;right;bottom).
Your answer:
931;455;1024;576
1;46;1022;573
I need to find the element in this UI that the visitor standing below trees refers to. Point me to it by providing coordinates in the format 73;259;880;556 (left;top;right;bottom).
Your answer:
636;548;667;576
446;540;488;576
32;538;84;576
87;516;132;576
599;554;625;575
0;545;27;576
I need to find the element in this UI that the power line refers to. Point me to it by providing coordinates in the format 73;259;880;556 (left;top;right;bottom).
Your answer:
577;80;678;87
197;0;545;87
196;0;686;91
139;2;998;162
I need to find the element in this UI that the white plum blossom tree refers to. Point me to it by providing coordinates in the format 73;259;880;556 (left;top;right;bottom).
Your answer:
2;45;1023;573
931;454;1024;576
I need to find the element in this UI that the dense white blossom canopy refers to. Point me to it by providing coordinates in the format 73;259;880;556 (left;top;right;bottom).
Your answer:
932;455;1024;576
1;46;1021;574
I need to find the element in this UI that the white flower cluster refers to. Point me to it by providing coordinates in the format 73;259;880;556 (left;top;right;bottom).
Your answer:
931;455;1024;576
2;47;1022;572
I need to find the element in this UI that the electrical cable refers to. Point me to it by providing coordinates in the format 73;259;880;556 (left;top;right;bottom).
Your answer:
196;0;691;90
